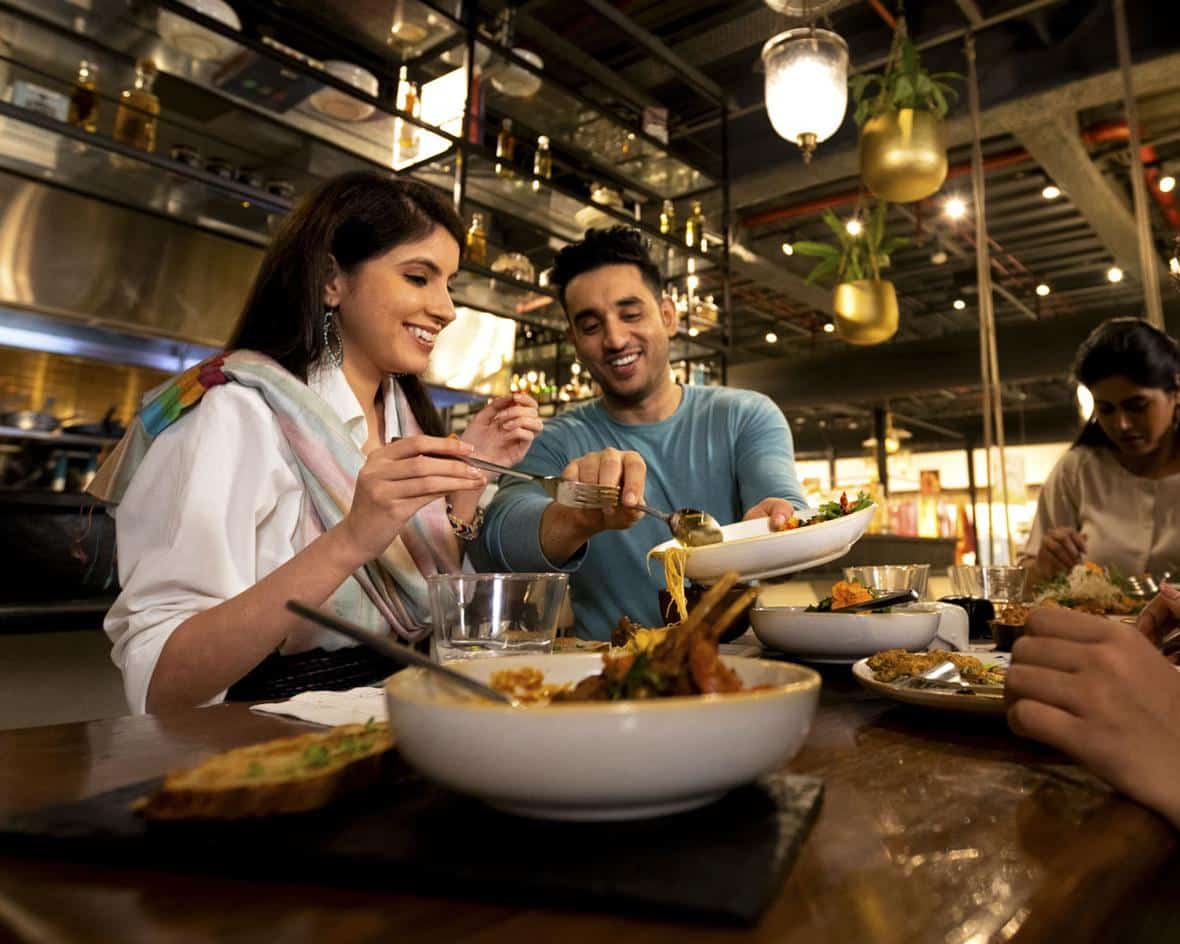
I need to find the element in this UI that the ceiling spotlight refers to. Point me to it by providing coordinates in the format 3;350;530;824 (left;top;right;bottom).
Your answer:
765;331;779;343
930;249;949;265
944;196;968;220
1035;283;1051;297
1041;184;1062;200
845;218;863;236
1161;175;1177;194
822;321;836;333
1107;266;1125;283
782;241;794;255
953;298;967;310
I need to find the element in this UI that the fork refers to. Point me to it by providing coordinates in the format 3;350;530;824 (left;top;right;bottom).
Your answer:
460;455;621;509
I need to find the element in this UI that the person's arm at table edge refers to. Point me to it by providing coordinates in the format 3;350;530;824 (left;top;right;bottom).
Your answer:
735;392;809;523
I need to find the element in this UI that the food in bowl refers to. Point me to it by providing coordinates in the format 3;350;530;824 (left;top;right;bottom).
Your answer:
805;579;880;613
783;490;872;530
1033;561;1140;615
866;649;1006;685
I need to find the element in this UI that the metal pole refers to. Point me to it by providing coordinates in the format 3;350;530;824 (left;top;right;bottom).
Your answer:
873;405;890;499
1114;0;1165;330
966;33;1014;563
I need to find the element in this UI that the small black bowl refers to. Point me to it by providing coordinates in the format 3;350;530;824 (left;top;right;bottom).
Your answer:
989;620;1025;652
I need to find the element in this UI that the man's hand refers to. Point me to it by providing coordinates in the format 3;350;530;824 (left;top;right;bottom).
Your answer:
1006;606;1180;828
539;448;646;564
744;497;797;532
1136;582;1180;646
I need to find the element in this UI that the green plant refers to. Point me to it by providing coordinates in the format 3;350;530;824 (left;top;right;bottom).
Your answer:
849;23;961;126
792;200;908;285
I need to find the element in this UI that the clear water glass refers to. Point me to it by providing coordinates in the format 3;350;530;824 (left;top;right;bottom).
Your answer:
428;573;569;663
844;564;931;600
948;565;1027;602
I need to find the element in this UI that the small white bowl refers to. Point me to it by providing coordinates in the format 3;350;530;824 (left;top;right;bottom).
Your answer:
490;48;543;98
307;61;379;122
385;653;820;821
157;0;242;63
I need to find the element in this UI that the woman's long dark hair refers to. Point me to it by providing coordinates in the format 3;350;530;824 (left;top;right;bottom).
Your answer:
1072;317;1180;449
228;171;465;436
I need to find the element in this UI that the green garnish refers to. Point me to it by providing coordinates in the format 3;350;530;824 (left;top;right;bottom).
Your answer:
246;762;265;777
302;744;332;768
606;650;669;701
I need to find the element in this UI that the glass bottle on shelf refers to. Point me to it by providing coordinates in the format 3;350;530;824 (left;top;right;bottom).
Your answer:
659;199;676;236
67;60;100;134
495;118;516;179
531;134;551;192
684;200;706;252
114;59;160;153
395;65;421;161
466;213;488;266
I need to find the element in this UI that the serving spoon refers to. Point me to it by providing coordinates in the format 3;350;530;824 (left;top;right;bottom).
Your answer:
285;601;519;706
631;503;724;547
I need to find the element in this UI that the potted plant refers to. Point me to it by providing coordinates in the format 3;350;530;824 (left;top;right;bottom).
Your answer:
793;199;908;345
850;17;960;202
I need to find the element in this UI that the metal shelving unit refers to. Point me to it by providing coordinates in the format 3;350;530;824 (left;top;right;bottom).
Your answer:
0;0;731;386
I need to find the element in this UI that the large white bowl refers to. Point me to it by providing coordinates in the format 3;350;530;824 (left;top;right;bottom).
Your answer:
752;605;942;662
649;503;875;583
385;653;820;821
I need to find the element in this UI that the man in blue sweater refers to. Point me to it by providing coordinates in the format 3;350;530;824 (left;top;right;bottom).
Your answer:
471;227;808;640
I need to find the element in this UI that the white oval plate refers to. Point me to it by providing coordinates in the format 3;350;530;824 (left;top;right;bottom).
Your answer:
751;605;941;661
648;503;875;584
386;653;820;821
852;652;1010;716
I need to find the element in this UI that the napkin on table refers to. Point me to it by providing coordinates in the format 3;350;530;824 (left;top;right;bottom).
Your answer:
250;686;388;727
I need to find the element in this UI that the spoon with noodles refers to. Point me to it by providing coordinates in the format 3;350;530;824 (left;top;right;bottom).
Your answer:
632;502;724;547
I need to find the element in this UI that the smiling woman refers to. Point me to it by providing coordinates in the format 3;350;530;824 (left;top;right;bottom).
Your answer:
1021;318;1180;584
91;172;543;714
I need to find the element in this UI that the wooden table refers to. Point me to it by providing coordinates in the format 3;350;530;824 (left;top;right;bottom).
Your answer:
0;672;1174;943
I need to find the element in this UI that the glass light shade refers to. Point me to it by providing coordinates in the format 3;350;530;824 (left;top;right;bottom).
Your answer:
762;28;849;161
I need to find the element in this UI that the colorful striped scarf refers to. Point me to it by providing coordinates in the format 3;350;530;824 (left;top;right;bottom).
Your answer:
89;350;460;643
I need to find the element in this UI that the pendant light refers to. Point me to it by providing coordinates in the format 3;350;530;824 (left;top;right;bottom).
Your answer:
761;25;849;163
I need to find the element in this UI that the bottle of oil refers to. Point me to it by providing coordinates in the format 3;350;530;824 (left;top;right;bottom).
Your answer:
495;118;516;179
466;213;488;266
67;60;100;134
659;199;676;236
114;59;160;153
531;134;551;192
395;65;420;161
684;200;705;252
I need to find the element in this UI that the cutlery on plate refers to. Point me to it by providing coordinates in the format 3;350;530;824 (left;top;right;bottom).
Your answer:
832;589;919;612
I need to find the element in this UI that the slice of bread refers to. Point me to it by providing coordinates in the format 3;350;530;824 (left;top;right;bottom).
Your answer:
135;722;395;820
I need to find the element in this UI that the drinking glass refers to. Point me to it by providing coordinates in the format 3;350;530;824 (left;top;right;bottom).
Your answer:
948;565;1027;603
428;573;569;663
844;564;931;600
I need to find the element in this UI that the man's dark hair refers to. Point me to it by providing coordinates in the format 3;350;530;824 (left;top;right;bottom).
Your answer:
550;226;664;312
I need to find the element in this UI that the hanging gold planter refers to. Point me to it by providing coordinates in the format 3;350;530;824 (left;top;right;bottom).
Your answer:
860;108;948;203
832;279;899;345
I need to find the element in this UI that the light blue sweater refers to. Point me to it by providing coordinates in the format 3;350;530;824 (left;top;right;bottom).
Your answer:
471;385;808;640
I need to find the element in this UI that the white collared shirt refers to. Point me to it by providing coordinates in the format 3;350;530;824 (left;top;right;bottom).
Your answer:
105;364;405;714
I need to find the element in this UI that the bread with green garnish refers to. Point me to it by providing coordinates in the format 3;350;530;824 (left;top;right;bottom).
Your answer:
134;722;394;820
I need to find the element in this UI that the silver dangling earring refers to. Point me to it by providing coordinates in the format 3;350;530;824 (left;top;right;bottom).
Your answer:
322;306;344;368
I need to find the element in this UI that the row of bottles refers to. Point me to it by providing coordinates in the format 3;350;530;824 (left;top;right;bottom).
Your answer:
67;58;161;153
493;118;553;191
659;199;707;253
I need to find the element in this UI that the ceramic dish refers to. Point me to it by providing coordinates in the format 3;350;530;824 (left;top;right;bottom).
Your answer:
307;61;379;122
157;0;242;63
751;601;969;662
648;503;875;584
851;652;1010;716
385;653;820;821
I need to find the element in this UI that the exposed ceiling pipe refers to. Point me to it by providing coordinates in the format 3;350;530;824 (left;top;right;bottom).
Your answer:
866;0;898;31
740;121;1180;229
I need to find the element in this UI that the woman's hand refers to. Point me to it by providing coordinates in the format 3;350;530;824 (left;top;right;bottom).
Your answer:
338;435;485;563
1136;582;1180;646
1032;526;1088;580
1006;606;1180;828
460;393;543;469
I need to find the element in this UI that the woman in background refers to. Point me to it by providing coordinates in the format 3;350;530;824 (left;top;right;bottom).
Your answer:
1022;318;1180;584
94;172;540;713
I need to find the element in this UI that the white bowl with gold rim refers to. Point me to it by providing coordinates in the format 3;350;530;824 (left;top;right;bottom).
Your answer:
385;653;820;821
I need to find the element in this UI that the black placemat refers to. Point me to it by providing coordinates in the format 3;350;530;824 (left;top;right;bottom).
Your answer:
0;761;822;925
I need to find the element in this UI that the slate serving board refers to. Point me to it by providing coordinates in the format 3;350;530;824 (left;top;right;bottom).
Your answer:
0;761;822;926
